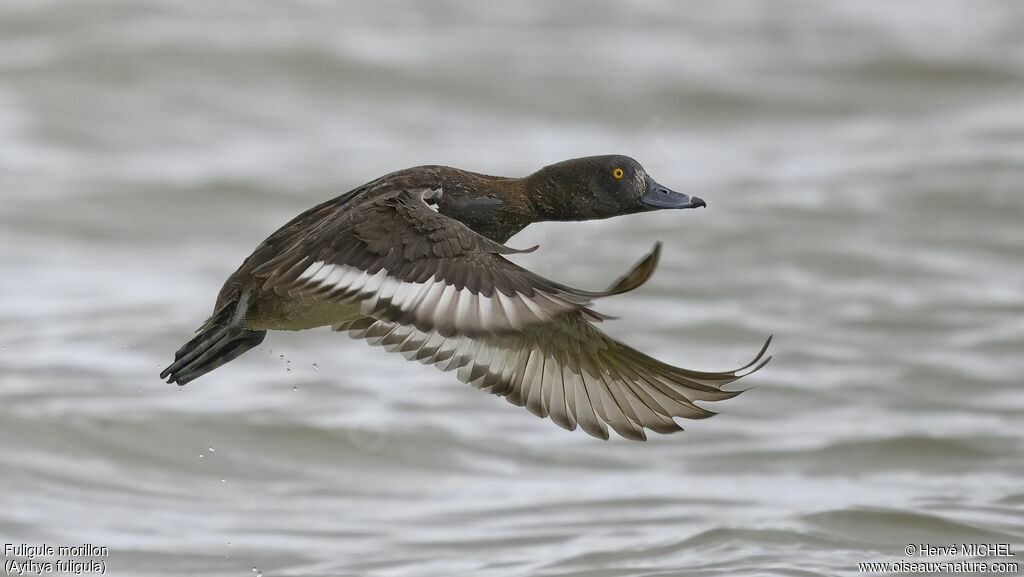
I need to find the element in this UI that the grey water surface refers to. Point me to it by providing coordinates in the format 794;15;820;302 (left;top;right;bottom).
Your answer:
2;1;1023;576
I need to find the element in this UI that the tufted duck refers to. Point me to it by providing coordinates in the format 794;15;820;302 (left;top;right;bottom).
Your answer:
160;155;770;440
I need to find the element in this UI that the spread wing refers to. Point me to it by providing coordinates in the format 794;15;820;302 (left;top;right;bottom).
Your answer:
251;186;770;440
251;188;654;337
334;314;771;441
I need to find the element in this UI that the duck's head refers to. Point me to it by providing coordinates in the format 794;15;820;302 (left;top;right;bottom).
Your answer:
528;155;706;221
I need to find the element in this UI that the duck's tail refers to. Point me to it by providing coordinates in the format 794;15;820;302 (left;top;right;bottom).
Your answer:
160;293;266;386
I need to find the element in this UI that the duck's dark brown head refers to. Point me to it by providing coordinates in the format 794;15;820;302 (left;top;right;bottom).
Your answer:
525;155;705;222
431;155;705;243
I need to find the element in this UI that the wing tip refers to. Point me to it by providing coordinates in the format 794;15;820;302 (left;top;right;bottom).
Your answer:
735;335;773;377
603;241;662;296
496;243;539;255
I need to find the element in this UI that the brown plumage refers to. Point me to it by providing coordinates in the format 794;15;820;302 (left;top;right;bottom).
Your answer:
161;155;770;440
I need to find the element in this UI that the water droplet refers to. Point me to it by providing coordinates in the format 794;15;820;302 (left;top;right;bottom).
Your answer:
292;386;298;392
279;354;285;360
208;447;215;453
220;478;226;483
286;367;291;373
198;453;205;459
312;363;319;371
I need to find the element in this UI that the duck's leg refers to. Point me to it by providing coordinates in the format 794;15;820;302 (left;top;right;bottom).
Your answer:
160;292;267;385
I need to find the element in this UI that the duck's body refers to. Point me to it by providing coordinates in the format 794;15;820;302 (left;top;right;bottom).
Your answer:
162;155;770;440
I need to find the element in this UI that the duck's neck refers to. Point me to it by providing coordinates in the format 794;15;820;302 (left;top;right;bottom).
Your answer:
522;170;590;222
432;165;596;244
433;169;535;244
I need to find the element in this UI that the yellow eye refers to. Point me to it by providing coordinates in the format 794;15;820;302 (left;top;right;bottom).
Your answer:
613;168;624;179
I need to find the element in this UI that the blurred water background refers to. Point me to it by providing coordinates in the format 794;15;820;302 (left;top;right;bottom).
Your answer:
2;1;1023;575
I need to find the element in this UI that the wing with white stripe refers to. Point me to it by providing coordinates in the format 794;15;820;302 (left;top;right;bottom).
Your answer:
251;189;659;337
334;315;771;441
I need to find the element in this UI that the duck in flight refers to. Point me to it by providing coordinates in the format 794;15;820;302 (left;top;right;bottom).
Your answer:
161;155;770;440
